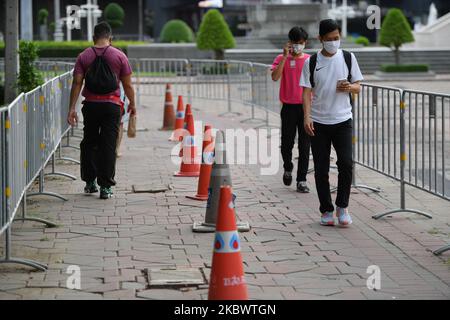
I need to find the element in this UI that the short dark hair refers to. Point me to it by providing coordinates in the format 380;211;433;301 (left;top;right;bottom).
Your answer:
319;19;341;37
94;22;112;40
288;27;309;42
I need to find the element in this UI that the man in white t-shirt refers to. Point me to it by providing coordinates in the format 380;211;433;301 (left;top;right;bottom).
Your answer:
300;19;363;227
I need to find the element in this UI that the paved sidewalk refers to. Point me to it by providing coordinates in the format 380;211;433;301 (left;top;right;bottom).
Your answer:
0;94;449;300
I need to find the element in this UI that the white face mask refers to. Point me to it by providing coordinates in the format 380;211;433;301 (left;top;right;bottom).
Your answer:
323;40;340;54
292;44;305;55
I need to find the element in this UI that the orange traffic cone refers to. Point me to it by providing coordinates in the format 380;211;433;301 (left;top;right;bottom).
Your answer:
178;104;194;158
160;84;175;131
169;96;185;142
186;125;215;201
208;186;248;300
174;106;200;177
184;104;194;135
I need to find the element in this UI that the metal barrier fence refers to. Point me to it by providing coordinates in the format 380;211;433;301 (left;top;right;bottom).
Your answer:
0;60;74;84
135;58;449;255
0;68;79;271
1;57;448;269
34;61;75;82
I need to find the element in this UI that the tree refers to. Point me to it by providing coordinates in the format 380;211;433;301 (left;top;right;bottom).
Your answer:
196;9;236;60
160;20;195;43
379;8;415;65
104;3;125;29
38;8;49;41
17;41;43;93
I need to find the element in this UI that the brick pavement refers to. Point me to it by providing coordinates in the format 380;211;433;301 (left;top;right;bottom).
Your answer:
0;93;449;300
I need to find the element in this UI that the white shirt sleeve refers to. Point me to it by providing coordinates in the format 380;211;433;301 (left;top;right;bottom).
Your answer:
300;57;312;88
350;53;364;83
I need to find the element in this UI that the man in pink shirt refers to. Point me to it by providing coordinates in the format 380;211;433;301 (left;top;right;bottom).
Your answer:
272;27;311;193
67;22;136;200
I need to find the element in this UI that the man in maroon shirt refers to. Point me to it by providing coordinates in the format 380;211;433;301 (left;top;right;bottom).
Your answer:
67;22;136;200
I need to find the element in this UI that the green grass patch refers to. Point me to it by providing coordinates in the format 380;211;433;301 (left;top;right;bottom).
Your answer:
138;71;177;77
381;64;429;73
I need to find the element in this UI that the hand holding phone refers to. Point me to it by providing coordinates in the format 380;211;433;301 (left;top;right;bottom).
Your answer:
283;42;291;58
337;79;351;92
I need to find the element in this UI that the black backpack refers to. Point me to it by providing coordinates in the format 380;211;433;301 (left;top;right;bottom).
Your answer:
85;46;119;95
309;50;354;105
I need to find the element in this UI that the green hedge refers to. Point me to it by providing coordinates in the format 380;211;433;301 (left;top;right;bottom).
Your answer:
355;36;370;47
0;41;145;58
160;20;195;43
381;64;429;73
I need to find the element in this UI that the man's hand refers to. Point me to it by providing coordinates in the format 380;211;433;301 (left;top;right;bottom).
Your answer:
337;81;352;93
283;42;291;58
67;109;78;127
337;81;361;94
128;103;137;117
304;116;315;137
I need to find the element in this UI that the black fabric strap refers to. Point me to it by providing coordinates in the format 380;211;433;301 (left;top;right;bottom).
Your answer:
91;45;111;57
309;53;318;89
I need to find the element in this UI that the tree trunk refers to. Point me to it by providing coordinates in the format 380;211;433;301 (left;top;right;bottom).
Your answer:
138;0;144;41
214;49;225;61
395;46;400;65
5;0;19;104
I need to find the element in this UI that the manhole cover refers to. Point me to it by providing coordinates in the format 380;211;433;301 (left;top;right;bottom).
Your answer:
146;267;206;287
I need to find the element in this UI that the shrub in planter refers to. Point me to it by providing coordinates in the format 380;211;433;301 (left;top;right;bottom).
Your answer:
355;36;370;47
104;3;125;29
197;9;236;60
38;8;49;41
379;8;415;65
381;64;429;73
160;20;195;43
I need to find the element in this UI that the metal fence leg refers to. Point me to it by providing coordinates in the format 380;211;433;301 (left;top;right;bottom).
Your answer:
13;193;57;228
372;94;432;220
45;153;76;180
0;227;47;272
61;131;80;151
219;61;242;118
351;171;381;193
70;125;83;139
241;65;265;124
433;245;450;256
255;109;278;130
27;170;68;201
240;103;265;124
56;144;80;165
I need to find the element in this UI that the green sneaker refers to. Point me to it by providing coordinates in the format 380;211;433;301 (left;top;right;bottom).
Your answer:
84;181;99;194
100;187;113;200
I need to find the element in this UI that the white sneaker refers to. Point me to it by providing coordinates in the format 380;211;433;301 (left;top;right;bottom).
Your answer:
337;207;353;227
320;212;336;226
